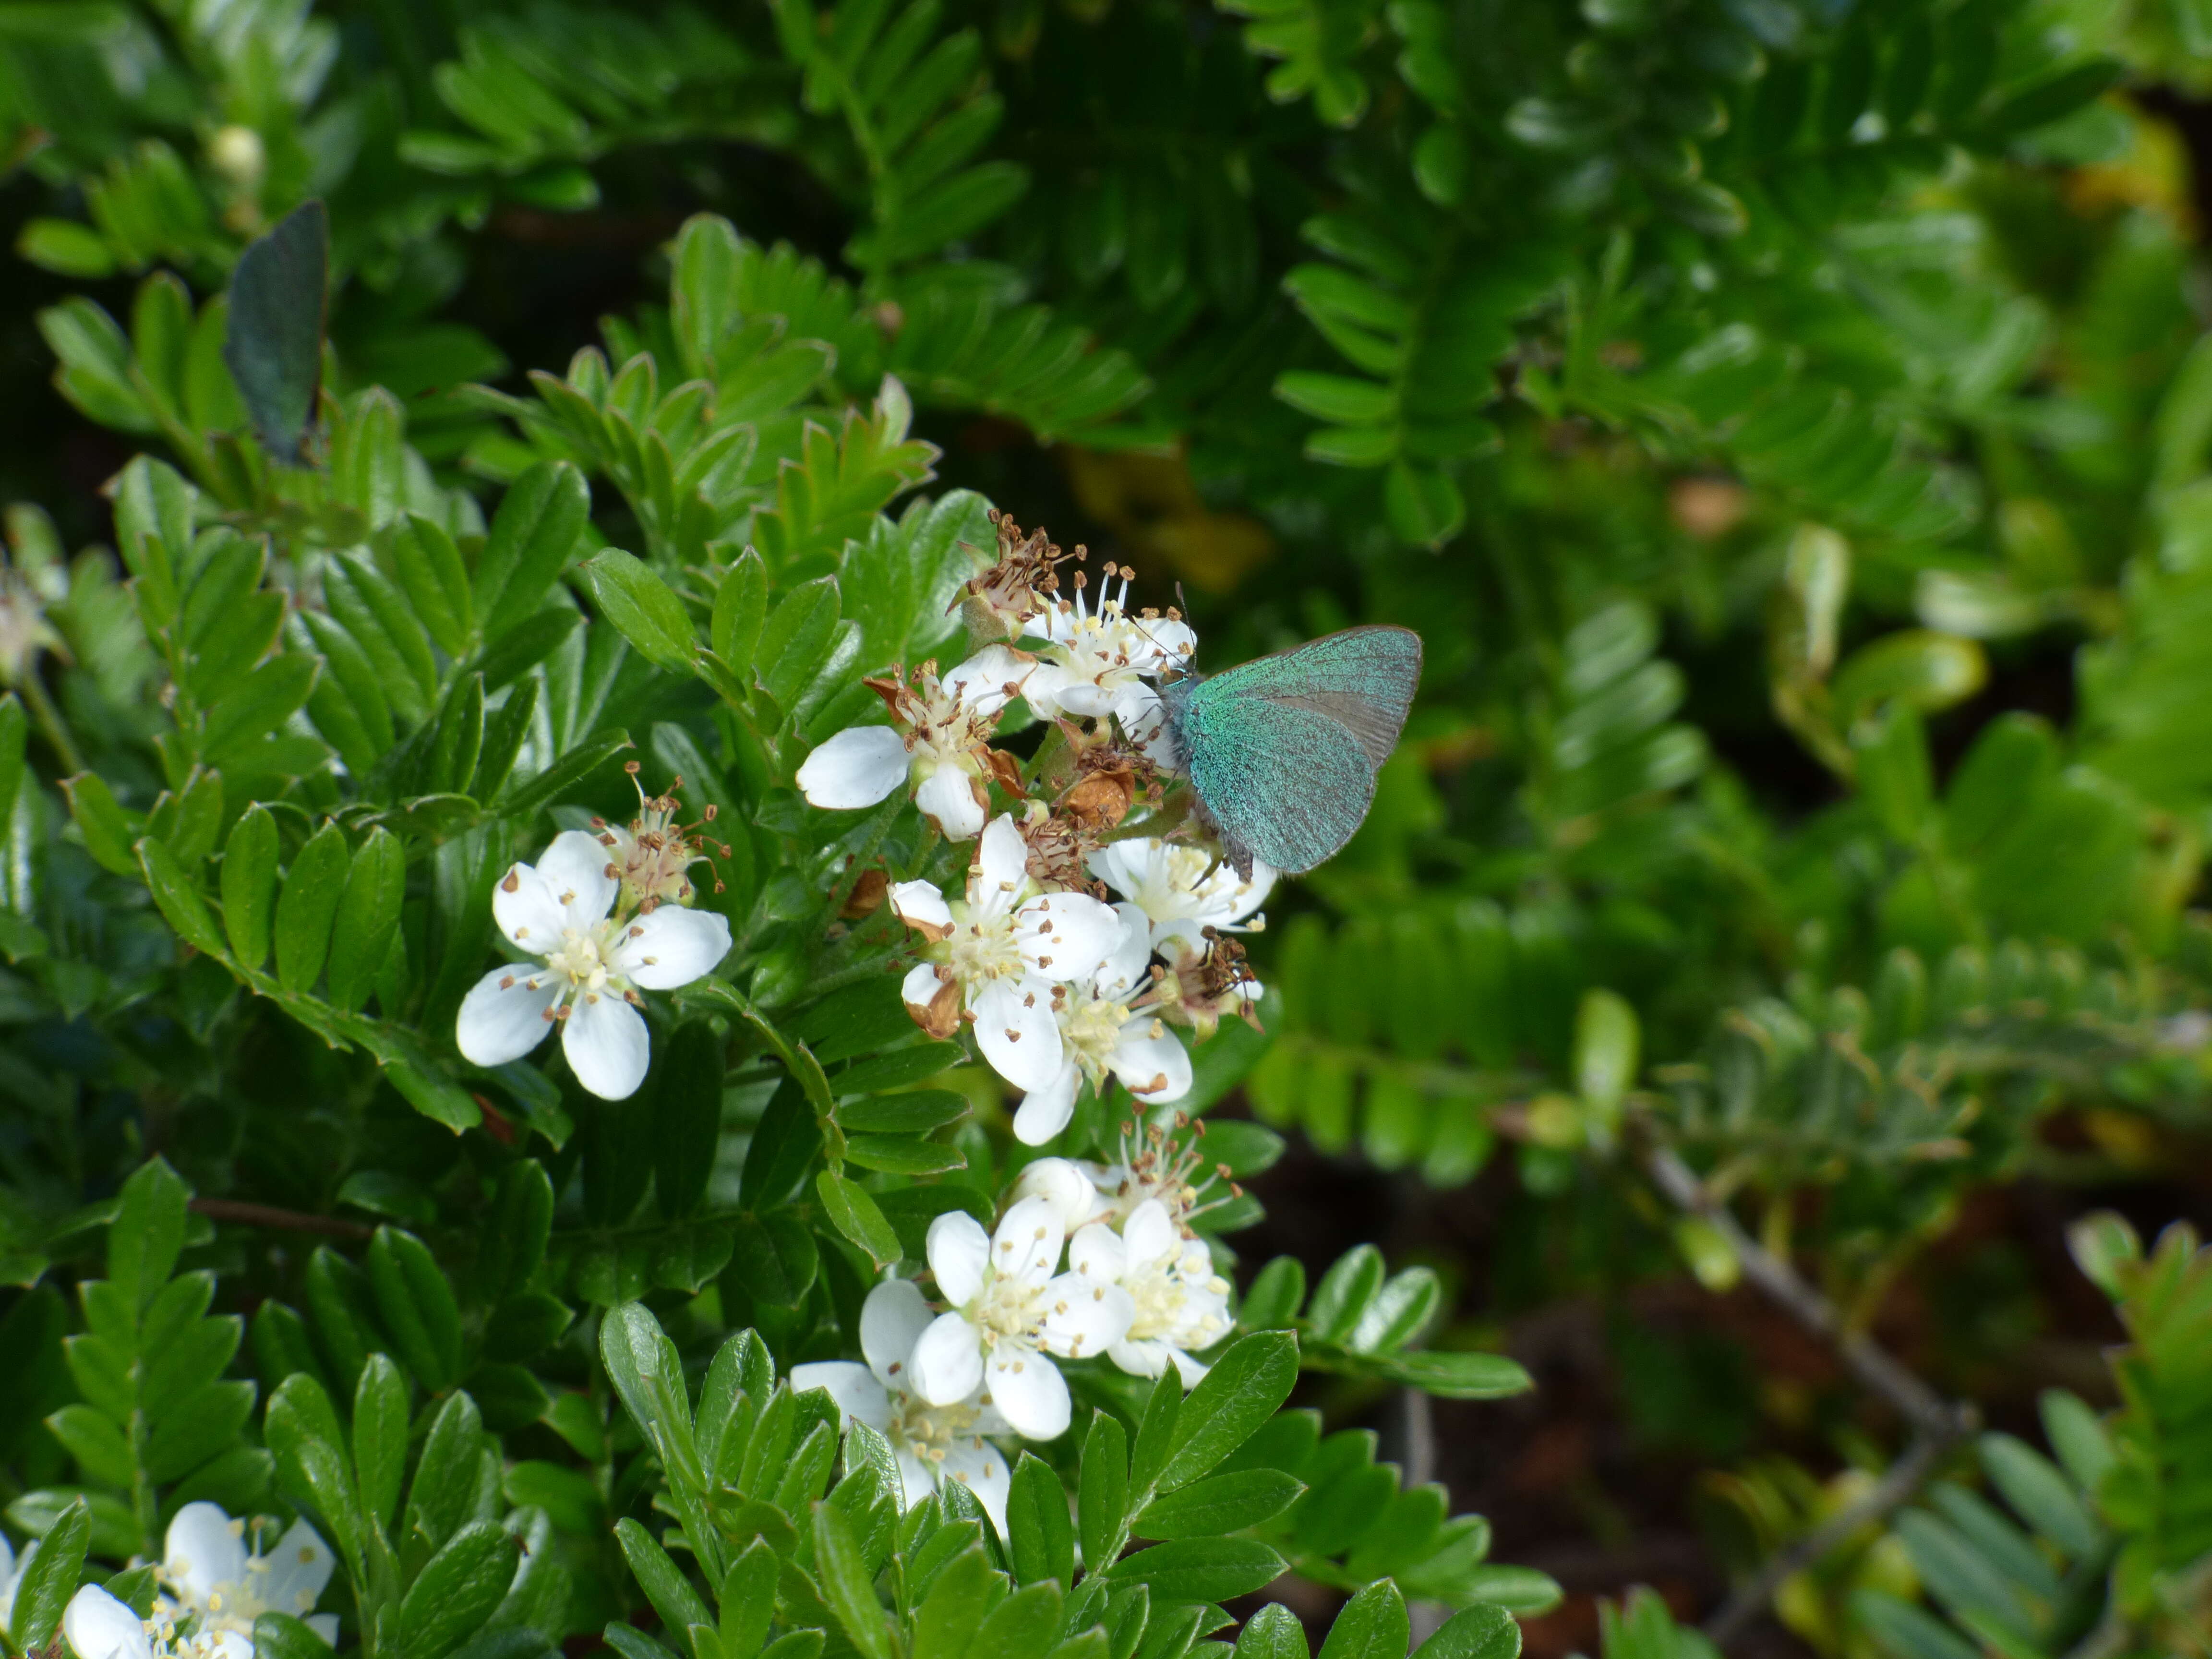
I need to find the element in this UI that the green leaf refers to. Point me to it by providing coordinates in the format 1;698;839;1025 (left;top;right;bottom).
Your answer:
615;1517;715;1639
598;1303;702;1494
1367;1351;1531;1399
480;461;591;639
1315;1581;1409;1659
1411;1606;1518;1659
138;835;229;960
367;1227;463;1393
398;1520;521;1659
653;1023;724;1219
1234;1606;1310;1659
327;828;406;1014
223;200;327;463
391;514;475;659
810;1501;893;1659
252;1613;336;1659
970;1581;1063;1659
219;805;280;970
64;773;143;877
757;577;841;710
1307;1247;1383;1343
10;1494;90;1649
352;1353;409;1530
275;823;350;993
1104;1539;1286;1605
110;1157;190;1313
582;549;697;674
1135;1469;1303;1539
1571;989;1638;1127
1159;1332;1298;1491
1240;1259;1305;1331
1006;1452;1075;1588
718;1538;781;1659
711;552;769;681
815;1170;901;1267
1079;1410;1130;1573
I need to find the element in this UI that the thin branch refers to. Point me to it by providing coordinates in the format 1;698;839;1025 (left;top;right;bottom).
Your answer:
189;1198;374;1240
1643;1143;1971;1441
1640;1142;1979;1649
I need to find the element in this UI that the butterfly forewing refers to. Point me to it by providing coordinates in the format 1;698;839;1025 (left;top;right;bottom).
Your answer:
1178;625;1422;875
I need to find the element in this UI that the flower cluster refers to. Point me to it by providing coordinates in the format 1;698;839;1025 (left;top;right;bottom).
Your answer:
796;1152;1235;1517
62;1503;337;1659
457;772;732;1101
799;517;1272;1144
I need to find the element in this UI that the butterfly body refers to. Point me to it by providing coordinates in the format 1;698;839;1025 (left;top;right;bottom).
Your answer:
1160;625;1422;877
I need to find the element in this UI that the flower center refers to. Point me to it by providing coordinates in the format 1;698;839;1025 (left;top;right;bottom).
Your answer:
887;1390;982;1460
1125;1266;1190;1342
1061;986;1132;1081
545;926;613;990
945;905;1027;985
969;1266;1046;1347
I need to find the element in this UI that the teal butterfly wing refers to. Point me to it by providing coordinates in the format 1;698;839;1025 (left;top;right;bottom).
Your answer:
1172;625;1421;875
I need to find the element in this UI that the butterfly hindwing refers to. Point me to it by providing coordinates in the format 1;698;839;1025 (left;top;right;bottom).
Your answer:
1176;626;1422;875
1184;697;1381;875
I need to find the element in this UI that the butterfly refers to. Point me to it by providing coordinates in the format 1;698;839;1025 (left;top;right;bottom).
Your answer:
1158;625;1423;878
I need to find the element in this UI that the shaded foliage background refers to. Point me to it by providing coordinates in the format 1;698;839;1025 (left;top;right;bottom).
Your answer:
2;0;2212;1657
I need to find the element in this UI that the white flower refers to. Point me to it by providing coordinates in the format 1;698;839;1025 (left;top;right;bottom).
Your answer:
61;1505;337;1659
797;647;1032;841
161;1503;338;1651
1011;905;1193;1146
1070;1199;1233;1386
64;1586;159;1659
891;816;1121;1090
793;1280;1013;1532
907;1197;1134;1441
1022;567;1194;738
0;1533;40;1633
1088;839;1273;952
456;829;731;1100
1005;1157;1106;1232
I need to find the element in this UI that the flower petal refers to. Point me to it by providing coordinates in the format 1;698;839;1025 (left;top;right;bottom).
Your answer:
306;1614;340;1647
535;829;621;925
165;1501;248;1607
491;864;567;951
1166;1347;1211;1387
926;1210;991;1306
907;1310;985;1407
1068;1221;1126;1283
63;1586;152;1659
797;725;909;810
1012;1061;1082;1147
1109;1016;1192;1103
991;1196;1065;1288
943;646;1031;718
972;816;1029;912
562;992;650;1100
984;1346;1070;1440
0;1539;35;1629
790;1361;894;1431
900;961;960;1038
1039;1274;1134;1360
260;1517;336;1614
1008;1158;1100;1231
972;978;1063;1093
1014;891;1121;984
940;1438;1011;1535
893;1444;938;1511
607;905;731;988
890;881;953;937
860;1278;937;1387
1121;1200;1178;1271
456;967;560;1067
1095;904;1155;1000
1106;1336;1173;1380
915;765;986;842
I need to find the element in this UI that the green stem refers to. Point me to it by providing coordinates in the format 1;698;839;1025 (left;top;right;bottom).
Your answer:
20;665;85;776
